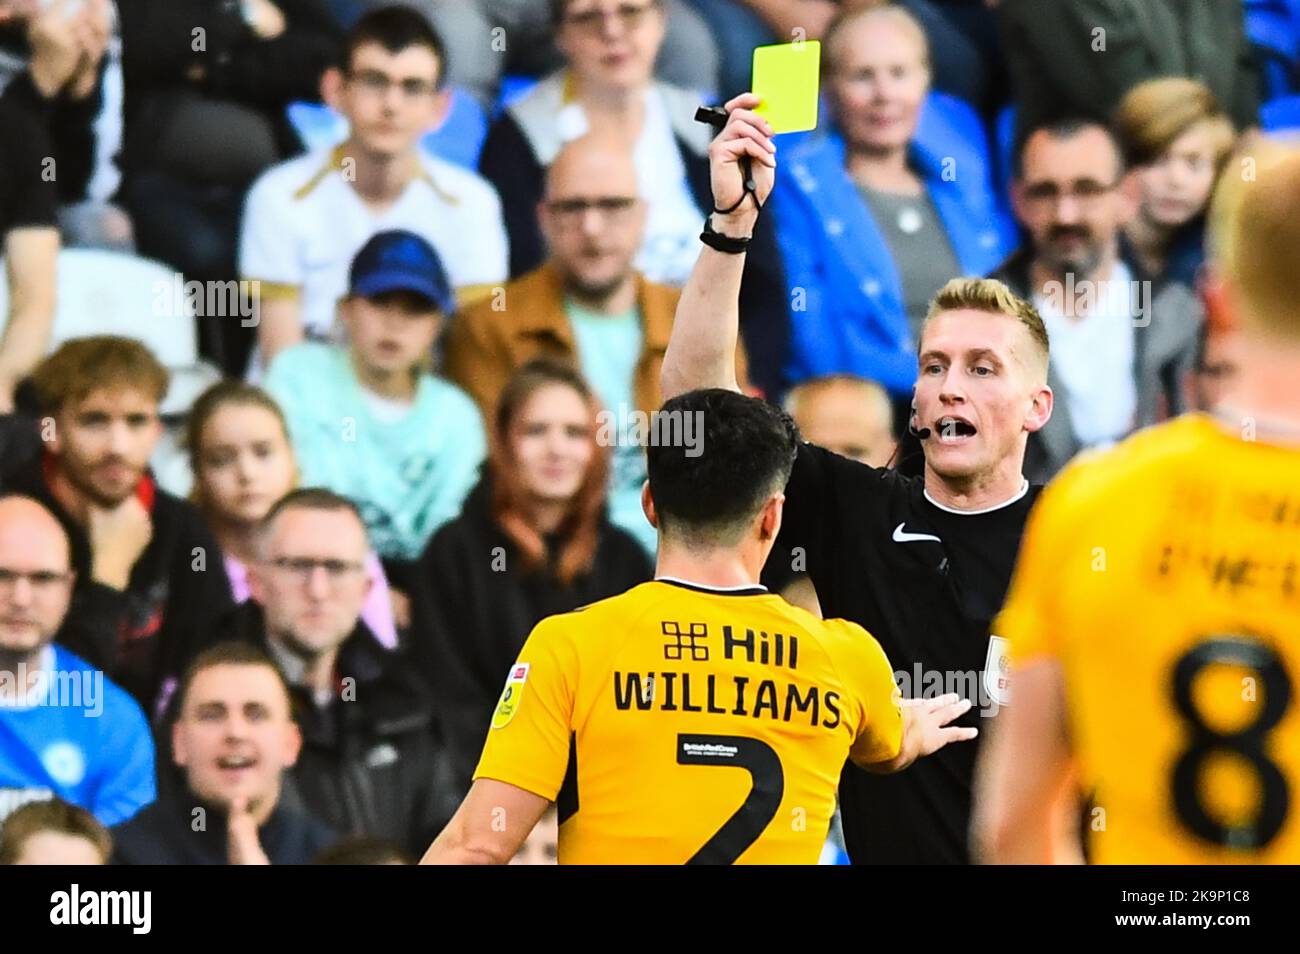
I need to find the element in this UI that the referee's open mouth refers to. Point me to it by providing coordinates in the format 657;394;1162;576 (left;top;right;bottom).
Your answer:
933;415;978;443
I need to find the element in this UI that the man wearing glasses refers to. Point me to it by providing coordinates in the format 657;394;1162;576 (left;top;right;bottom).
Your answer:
993;117;1202;482
190;487;455;857
239;5;508;375
0;494;156;829
447;134;747;556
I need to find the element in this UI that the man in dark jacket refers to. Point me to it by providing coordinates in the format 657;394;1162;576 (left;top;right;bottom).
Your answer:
991;117;1203;482
113;640;336;864
193;487;456;857
0;336;234;713
998;0;1259;147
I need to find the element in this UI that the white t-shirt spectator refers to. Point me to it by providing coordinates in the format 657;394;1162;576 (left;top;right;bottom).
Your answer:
1035;261;1139;448
239;145;508;365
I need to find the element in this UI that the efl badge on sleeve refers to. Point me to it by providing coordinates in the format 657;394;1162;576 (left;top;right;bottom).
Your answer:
983;636;1011;709
491;663;531;729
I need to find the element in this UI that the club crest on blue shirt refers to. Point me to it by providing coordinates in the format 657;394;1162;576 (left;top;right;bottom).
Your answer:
41;741;87;787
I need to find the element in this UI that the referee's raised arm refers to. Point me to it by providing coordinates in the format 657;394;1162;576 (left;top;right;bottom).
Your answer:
661;93;777;400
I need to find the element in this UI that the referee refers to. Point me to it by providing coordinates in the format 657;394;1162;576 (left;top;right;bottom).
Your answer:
663;94;1056;864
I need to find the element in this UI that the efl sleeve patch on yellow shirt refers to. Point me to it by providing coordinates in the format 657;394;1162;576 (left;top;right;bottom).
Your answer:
491;663;531;729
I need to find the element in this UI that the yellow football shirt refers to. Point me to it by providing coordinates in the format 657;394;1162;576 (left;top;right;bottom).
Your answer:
997;414;1300;863
474;579;904;864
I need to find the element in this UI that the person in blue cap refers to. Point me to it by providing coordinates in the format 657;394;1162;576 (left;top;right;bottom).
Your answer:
263;229;485;574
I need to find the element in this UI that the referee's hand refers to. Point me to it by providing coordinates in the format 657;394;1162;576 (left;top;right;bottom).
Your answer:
902;692;980;758
707;93;777;236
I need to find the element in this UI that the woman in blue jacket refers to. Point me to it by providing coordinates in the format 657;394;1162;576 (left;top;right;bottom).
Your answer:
773;5;1016;397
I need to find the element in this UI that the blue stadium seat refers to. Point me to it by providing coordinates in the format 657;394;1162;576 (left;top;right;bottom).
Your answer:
420;86;489;168
1262;93;1300;131
496;74;541;118
286;100;347;152
995;103;1016;208
1245;0;1300;100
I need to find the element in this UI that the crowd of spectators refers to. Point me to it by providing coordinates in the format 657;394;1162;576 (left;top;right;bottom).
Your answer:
0;0;1289;863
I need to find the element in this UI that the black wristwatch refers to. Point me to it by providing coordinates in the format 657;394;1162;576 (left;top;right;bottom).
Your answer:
700;215;752;254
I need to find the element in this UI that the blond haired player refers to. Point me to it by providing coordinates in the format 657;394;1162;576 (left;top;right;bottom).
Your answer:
422;388;976;864
974;143;1300;864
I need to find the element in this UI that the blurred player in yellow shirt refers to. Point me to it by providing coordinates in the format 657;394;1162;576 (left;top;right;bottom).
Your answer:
423;388;976;864
974;141;1300;864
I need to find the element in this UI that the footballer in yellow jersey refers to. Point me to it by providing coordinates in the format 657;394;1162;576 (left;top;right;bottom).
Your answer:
974;141;1300;865
979;415;1300;863
423;388;977;865
475;578;907;864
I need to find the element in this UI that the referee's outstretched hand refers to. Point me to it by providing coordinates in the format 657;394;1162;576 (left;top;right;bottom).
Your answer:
902;692;980;758
708;93;777;234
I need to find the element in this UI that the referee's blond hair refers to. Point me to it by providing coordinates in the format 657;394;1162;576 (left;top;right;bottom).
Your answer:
921;278;1050;380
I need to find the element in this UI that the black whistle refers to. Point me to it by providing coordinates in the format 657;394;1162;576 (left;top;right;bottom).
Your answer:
694;105;728;129
695;105;757;195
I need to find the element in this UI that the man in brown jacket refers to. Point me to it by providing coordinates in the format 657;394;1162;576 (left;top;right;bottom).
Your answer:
444;134;746;555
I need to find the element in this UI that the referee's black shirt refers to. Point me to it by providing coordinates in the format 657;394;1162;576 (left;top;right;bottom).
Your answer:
774;441;1040;864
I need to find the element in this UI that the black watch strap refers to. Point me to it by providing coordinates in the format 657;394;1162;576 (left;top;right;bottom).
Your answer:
700;215;752;254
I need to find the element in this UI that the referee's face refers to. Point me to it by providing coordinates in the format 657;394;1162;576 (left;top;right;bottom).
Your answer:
915;309;1045;481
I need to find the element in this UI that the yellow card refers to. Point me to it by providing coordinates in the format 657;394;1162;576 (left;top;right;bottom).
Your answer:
752;40;821;134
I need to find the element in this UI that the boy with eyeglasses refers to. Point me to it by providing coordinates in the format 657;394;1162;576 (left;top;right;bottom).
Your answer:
238;4;508;375
182;488;457;857
0;494;155;830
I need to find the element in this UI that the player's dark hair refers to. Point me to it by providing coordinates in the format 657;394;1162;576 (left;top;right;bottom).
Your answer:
646;389;799;548
345;6;448;89
1013;116;1126;181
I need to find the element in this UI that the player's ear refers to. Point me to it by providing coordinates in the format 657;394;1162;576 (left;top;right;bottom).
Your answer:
758;492;784;542
640;481;658;529
1023;383;1053;434
1201;268;1239;334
